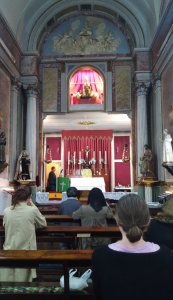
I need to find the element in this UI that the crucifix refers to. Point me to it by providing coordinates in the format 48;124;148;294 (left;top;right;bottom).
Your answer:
82;146;93;164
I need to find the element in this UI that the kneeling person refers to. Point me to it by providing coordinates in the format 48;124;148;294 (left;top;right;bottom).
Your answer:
57;187;82;249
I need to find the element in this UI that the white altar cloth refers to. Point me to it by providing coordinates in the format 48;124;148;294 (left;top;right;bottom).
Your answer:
36;191;138;204
70;177;105;192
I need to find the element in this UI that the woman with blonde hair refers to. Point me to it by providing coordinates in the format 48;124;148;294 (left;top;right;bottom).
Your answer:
146;195;173;249
0;185;47;282
92;194;173;300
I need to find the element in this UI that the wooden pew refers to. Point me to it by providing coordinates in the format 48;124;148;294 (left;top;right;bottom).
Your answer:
0;226;123;249
0;249;93;299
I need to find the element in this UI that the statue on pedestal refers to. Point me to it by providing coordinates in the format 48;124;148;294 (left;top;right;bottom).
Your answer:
14;150;31;181
162;129;173;162
139;144;155;177
0;132;6;164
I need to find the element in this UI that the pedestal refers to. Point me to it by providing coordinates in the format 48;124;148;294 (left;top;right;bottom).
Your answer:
140;178;158;202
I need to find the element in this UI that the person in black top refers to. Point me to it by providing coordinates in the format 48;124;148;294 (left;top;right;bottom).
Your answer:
92;194;173;300
146;196;173;249
48;166;56;191
57;187;82;249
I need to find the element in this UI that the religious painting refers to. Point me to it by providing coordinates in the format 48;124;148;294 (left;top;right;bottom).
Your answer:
43;16;130;57
0;110;2;129
169;106;173;126
115;66;131;111
68;68;104;112
43;68;58;112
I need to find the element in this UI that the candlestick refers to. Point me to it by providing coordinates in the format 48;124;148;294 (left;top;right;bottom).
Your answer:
79;151;81;175
68;151;70;175
105;151;107;164
74;151;76;175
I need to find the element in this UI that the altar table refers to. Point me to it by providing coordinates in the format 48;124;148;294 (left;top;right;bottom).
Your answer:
70;177;105;192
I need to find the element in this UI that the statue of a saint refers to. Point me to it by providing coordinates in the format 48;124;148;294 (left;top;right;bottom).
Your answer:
14;150;31;181
0;132;6;164
82;76;91;97
162;129;173;162
139;144;155;177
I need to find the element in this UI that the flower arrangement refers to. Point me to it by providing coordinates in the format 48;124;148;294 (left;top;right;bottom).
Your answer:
99;158;104;164
89;158;96;165
78;158;86;165
90;91;99;99
68;155;77;165
73;92;81;101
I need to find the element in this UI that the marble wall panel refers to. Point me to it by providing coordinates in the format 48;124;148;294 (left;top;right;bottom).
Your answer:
0;19;21;70
20;56;37;75
43;68;58;112
0;67;11;181
161;57;173;181
135;51;151;71
115;66;131;111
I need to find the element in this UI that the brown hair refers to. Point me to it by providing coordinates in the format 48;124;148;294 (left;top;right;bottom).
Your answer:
12;185;31;209
115;194;150;243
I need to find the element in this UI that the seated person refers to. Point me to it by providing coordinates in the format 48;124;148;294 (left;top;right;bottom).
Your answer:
72;187;113;250
92;194;173;300
146;196;173;249
0;185;47;282
57;187;82;249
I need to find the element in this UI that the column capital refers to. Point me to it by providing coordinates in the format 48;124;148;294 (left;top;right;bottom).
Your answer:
11;77;21;92
135;82;150;96
153;73;161;91
23;84;40;97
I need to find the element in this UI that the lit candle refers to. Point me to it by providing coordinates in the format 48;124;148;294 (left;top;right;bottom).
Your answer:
105;151;107;164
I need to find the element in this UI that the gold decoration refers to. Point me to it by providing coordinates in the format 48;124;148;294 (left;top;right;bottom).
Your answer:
116;66;131;110
0;110;3;129
77;121;95;125
44;145;52;164
122;143;130;164
43;68;57;112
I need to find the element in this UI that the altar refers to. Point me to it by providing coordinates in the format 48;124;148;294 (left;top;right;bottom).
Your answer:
70;177;105;192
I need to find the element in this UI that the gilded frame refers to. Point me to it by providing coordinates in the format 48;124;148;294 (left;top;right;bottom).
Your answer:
169;106;173;126
0;110;3;129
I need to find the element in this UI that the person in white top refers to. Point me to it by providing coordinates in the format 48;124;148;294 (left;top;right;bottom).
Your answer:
0;185;47;282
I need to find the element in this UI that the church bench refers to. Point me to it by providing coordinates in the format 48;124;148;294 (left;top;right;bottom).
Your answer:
0;226;124;249
0;250;93;300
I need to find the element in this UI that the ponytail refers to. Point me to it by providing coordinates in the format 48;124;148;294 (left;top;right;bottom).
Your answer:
12;185;31;209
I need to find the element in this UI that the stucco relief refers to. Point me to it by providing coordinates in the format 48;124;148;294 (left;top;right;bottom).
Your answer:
116;66;131;110
52;18;121;55
43;68;57;112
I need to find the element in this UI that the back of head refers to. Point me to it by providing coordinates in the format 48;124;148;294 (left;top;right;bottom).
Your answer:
12;185;31;209
87;188;106;212
115;194;150;243
156;196;173;224
67;187;78;198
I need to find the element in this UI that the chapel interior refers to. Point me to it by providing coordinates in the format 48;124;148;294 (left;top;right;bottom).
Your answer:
1;0;173;203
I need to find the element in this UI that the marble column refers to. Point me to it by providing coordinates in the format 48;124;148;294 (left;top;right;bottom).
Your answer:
9;77;21;182
145;186;153;202
135;82;150;178
23;84;39;181
154;74;164;181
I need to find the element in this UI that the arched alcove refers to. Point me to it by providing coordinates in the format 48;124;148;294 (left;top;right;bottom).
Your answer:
68;65;105;112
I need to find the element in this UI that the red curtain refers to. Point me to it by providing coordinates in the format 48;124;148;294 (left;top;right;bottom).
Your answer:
63;130;112;191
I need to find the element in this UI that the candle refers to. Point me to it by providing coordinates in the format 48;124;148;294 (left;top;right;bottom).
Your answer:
105;151;107;164
74;151;76;164
99;151;101;162
68;151;70;165
79;151;81;160
93;151;95;160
